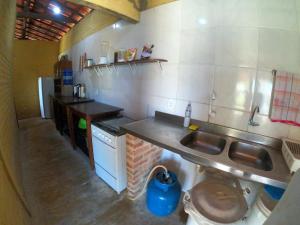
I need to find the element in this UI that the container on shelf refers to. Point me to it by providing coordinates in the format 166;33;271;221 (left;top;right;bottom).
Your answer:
99;41;109;64
63;69;73;85
117;49;126;62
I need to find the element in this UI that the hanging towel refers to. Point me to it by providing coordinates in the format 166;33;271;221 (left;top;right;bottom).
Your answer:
270;70;300;126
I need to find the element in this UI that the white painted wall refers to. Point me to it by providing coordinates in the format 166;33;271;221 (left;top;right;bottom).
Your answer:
64;0;300;140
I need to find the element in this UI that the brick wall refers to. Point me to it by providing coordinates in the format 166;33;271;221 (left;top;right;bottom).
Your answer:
126;134;162;199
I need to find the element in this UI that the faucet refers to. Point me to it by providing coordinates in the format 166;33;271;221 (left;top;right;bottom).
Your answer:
249;105;260;126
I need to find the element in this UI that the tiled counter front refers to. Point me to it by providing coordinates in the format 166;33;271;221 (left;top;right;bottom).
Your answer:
126;134;162;199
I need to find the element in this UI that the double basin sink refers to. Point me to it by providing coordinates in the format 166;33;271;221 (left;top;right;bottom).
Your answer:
180;131;273;171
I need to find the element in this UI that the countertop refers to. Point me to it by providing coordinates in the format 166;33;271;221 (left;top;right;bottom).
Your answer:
121;112;291;188
69;101;123;118
52;95;94;105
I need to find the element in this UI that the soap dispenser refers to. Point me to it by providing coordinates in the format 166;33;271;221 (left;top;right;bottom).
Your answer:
184;102;192;128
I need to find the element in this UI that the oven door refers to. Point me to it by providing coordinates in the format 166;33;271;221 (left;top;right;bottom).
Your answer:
92;135;117;178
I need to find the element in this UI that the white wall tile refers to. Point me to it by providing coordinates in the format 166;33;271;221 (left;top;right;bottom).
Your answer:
175;100;209;122
252;70;273;115
213;66;256;111
179;28;216;64
296;0;300;32
181;0;219;30
140;1;181;33
146;96;177;117
258;0;298;31
288;126;300;141
258;29;300;73
209;106;249;131
247;115;290;138
137;63;179;99
157;63;179;99
215;27;259;68
177;64;214;104
221;0;258;27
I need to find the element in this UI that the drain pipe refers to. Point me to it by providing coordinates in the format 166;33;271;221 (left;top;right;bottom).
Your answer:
128;165;169;201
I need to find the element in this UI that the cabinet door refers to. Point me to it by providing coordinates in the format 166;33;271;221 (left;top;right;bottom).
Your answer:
92;136;117;178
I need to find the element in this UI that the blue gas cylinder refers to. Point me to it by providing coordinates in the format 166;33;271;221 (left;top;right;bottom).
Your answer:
146;170;181;217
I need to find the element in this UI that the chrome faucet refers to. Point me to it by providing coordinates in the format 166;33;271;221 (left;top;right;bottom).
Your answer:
249;105;260;126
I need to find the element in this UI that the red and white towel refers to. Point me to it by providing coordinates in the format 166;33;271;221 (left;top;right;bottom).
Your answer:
270;70;300;126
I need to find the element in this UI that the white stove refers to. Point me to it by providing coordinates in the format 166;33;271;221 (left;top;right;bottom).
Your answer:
91;116;134;194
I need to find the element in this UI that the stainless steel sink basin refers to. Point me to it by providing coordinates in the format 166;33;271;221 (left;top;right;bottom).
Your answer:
228;141;273;171
180;131;226;155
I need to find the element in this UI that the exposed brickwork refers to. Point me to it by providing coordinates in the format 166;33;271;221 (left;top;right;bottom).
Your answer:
126;134;162;199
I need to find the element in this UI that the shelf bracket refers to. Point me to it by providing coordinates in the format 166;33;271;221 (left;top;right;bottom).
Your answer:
98;66;104;76
133;62;138;72
128;63;133;73
106;65;111;73
93;67;99;77
96;67;101;77
112;64;118;74
157;61;163;71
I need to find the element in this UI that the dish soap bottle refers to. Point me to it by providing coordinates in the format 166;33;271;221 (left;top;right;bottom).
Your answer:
184;102;192;128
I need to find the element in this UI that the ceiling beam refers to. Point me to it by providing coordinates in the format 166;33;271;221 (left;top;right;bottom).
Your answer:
29;23;63;37
29;1;78;23
32;19;69;33
67;0;140;23
17;19;64;37
17;11;75;24
16;20;62;37
49;1;86;18
27;25;60;40
16;26;54;41
26;30;55;41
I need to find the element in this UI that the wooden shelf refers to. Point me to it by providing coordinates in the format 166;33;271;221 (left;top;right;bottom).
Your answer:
84;58;168;69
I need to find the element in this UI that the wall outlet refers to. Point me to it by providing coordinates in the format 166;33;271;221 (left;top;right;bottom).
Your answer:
167;99;176;111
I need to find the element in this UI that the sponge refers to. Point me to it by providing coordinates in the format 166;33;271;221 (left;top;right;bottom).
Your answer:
188;124;199;131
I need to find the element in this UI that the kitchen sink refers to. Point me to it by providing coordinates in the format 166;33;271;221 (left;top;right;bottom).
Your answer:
228;141;273;171
180;131;226;155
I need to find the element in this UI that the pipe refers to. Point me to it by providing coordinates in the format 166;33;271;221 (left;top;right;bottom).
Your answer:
128;165;168;201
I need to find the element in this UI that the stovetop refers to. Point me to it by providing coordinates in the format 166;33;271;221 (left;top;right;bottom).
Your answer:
92;116;135;136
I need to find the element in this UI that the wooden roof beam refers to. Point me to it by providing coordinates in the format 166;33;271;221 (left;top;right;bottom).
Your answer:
67;0;140;23
30;1;78;23
27;25;61;40
17;11;76;24
26;30;55;41
18;20;64;37
16;26;54;41
49;1;86;18
31;25;63;37
32;19;69;33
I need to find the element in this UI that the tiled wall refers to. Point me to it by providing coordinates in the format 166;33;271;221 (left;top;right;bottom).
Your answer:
64;0;300;140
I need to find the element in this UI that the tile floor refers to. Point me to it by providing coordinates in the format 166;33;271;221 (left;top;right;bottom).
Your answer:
19;118;186;225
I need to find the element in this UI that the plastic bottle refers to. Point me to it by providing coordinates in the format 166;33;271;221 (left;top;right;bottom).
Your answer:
184;102;192;128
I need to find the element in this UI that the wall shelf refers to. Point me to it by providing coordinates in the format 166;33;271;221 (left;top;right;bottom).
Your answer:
84;58;167;76
84;58;168;69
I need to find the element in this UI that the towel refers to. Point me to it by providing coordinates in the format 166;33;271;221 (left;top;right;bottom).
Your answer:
270;70;300;126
